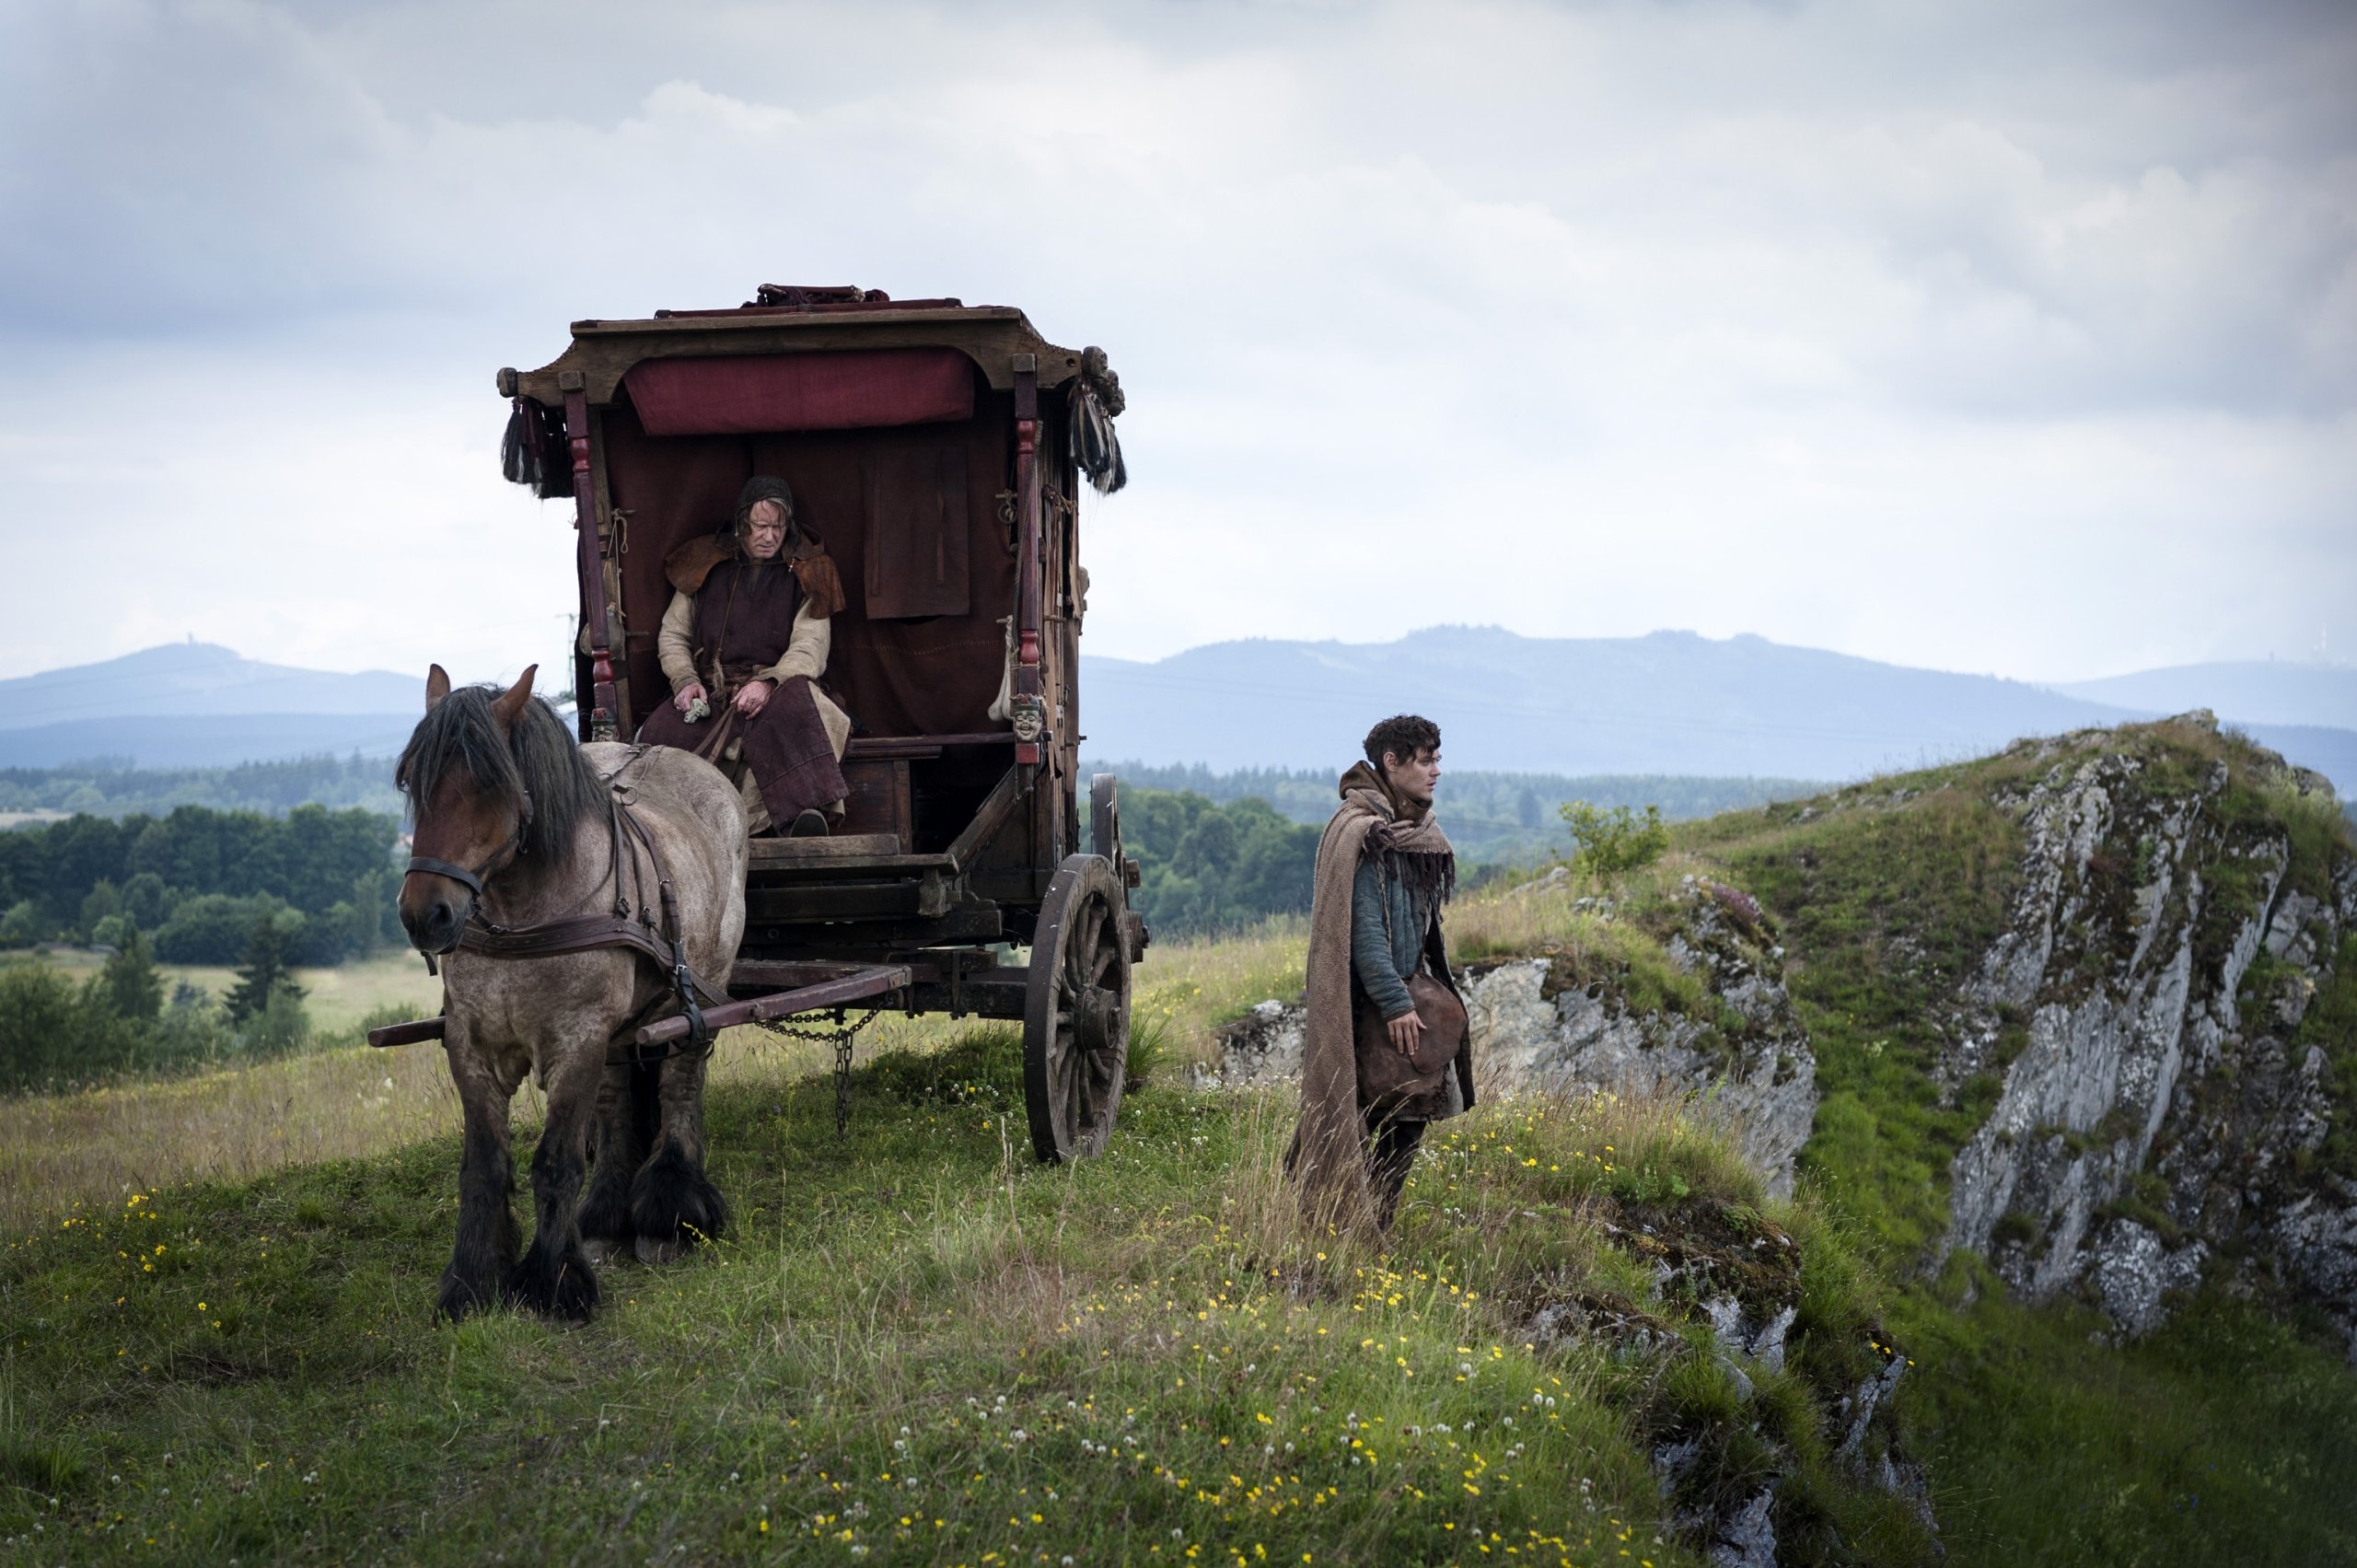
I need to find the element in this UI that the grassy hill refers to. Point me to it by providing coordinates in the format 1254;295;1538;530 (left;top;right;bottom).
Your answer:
4;721;2355;1564
3;1027;1932;1565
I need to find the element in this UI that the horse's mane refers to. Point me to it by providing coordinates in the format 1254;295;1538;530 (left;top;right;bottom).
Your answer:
395;687;604;863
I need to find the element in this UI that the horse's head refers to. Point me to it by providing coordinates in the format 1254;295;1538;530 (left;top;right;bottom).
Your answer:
397;663;540;954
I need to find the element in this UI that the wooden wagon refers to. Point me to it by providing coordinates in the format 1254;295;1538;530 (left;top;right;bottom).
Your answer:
414;284;1144;1161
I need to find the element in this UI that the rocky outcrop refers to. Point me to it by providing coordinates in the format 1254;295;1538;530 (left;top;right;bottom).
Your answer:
1936;728;2357;1356
1210;877;1819;1198
1465;880;1817;1199
1519;1196;1935;1566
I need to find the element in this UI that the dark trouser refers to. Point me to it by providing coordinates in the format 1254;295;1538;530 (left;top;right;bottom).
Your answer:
638;675;846;828
1367;1115;1426;1230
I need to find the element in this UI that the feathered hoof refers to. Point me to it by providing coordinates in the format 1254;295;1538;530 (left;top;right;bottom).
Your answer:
436;1269;500;1324
635;1233;691;1267
505;1250;600;1326
579;1236;622;1269
629;1142;728;1256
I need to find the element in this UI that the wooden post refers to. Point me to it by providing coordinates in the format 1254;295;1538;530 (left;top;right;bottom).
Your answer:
1011;355;1045;768
563;374;620;741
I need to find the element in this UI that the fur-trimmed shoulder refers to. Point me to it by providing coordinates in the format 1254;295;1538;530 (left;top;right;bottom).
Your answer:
663;533;737;595
790;546;845;619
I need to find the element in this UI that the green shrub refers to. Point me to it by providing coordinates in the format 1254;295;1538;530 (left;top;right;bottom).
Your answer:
102;921;164;1021
0;961;134;1092
240;980;311;1060
1559;800;1669;878
0;899;45;948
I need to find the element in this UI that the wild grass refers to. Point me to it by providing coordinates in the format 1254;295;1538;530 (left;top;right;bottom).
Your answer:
1131;916;1311;1071
1;1028;1813;1565
1892;1260;2357;1567
1680;783;2023;1267
0;1009;984;1236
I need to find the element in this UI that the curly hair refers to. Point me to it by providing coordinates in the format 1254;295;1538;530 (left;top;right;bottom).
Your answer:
1363;714;1441;769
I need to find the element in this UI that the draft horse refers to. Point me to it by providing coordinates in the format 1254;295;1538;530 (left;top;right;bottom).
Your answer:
396;665;749;1323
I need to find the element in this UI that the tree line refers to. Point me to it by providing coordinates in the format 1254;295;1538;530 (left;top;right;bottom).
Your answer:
1117;784;1686;937
0;804;402;966
0;753;404;819
1089;761;1821;865
1120;788;1324;936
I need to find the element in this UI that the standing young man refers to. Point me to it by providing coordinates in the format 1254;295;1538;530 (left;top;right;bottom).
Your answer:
1288;714;1473;1232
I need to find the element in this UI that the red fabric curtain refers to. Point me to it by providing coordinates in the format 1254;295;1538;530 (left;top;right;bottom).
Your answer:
623;349;976;436
598;401;1016;739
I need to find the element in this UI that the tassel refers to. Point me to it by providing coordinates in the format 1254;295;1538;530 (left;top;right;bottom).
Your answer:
501;398;543;488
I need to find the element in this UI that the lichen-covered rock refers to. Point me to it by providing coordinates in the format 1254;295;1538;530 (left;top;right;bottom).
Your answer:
1521;1195;1936;1565
1462;899;1817;1199
1935;726;2357;1356
1210;880;1818;1196
1209;999;1304;1088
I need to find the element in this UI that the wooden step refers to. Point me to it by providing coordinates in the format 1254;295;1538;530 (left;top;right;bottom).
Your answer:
746;832;901;868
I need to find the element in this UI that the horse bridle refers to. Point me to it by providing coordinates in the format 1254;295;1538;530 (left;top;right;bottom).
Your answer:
401;751;720;1060
405;787;535;900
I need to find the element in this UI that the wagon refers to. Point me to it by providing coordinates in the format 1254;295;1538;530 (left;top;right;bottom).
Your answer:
382;284;1146;1162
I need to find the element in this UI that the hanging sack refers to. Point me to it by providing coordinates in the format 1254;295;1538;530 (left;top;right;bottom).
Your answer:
1353;951;1466;1120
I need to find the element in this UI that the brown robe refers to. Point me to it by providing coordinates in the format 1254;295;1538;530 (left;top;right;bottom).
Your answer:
1285;762;1472;1235
637;555;848;826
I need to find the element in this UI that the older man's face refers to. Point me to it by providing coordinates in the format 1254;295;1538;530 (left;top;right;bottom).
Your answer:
744;499;789;559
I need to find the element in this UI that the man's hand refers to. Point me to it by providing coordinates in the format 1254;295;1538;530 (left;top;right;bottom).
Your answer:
672;681;708;714
732;678;773;716
1386;1009;1424;1056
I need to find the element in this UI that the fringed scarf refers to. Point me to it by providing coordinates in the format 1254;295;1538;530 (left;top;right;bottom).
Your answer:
1336;761;1455;905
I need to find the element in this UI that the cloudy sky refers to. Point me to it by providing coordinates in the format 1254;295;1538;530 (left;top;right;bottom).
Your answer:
2;0;2351;690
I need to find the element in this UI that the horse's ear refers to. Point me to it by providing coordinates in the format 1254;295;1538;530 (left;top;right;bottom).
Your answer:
425;665;451;710
491;665;538;731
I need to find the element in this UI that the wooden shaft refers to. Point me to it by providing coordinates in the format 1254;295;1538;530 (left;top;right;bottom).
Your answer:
366;1016;447;1048
633;964;913;1047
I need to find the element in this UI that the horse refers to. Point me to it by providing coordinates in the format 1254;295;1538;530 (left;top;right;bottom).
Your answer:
395;664;749;1323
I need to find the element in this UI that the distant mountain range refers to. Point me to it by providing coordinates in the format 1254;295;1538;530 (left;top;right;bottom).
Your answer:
0;643;420;768
4;633;2351;795
1077;629;2357;793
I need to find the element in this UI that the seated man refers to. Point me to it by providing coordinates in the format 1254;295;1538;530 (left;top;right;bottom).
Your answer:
638;476;852;836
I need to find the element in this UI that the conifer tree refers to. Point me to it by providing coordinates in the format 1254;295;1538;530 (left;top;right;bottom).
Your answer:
226;911;303;1024
103;920;164;1022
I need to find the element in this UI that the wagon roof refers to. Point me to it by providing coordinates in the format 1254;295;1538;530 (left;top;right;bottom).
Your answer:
502;292;1087;406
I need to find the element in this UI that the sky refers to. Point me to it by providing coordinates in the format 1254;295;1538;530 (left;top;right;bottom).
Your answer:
1;0;2351;691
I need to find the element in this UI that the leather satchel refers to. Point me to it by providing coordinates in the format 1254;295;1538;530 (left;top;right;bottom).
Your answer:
1353;968;1467;1120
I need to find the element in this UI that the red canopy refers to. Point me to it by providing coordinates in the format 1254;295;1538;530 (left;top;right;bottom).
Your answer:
622;348;976;436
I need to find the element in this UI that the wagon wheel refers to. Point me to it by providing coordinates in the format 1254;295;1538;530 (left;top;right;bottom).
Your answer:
1023;853;1132;1163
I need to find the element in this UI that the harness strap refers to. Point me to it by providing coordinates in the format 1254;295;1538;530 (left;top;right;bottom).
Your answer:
448;765;729;1063
455;914;730;1006
405;854;487;898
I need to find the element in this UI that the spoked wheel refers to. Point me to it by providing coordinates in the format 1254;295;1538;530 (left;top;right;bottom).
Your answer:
1023;853;1132;1163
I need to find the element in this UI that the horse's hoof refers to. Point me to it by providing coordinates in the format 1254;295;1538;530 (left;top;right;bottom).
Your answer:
580;1236;621;1268
635;1233;690;1267
436;1272;499;1323
506;1254;599;1325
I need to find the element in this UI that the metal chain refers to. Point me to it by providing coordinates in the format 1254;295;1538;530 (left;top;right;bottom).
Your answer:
757;1005;888;1137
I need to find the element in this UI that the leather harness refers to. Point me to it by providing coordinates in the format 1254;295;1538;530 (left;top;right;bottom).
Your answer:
405;749;727;1063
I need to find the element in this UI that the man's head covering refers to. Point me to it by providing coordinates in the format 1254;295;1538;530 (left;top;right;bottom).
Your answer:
734;475;795;536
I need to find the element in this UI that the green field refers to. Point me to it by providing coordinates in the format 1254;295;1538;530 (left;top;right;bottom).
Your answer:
5;737;2356;1565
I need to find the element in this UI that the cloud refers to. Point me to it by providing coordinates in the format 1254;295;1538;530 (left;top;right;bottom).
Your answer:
0;0;2351;687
